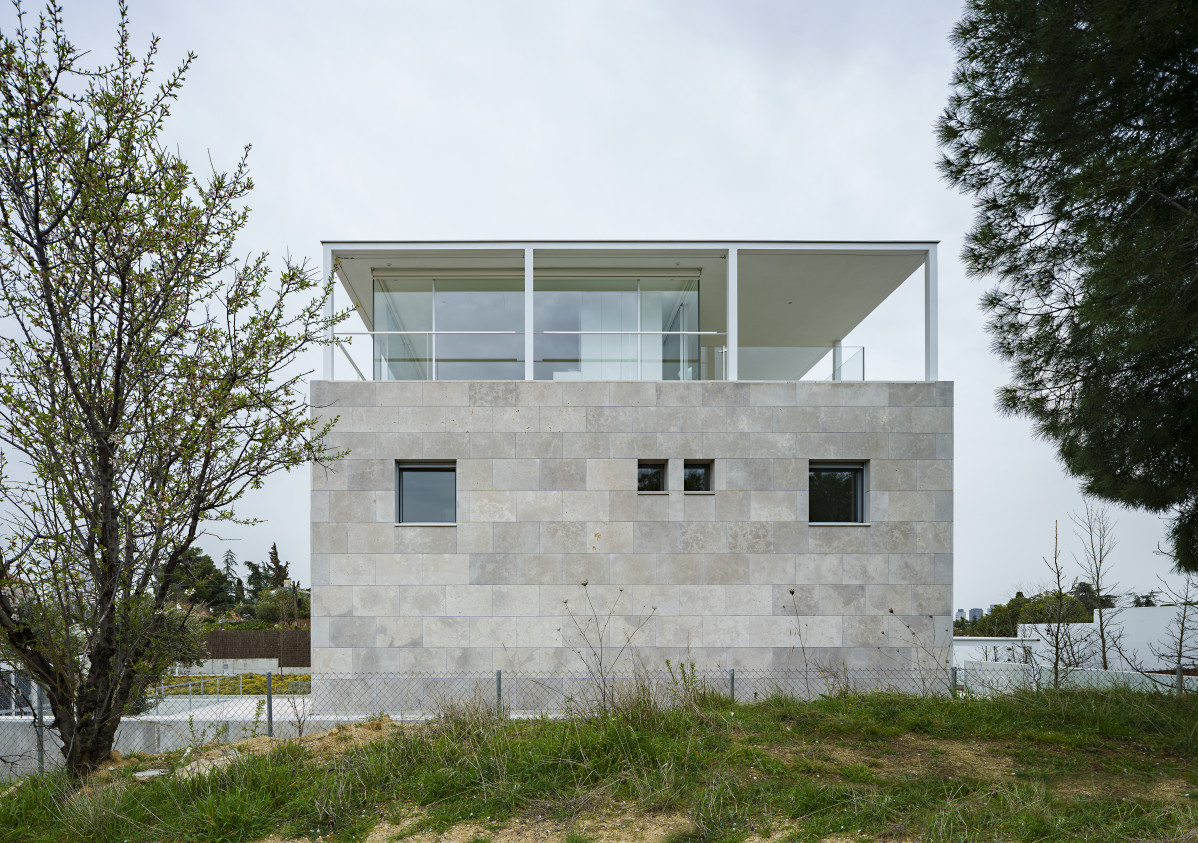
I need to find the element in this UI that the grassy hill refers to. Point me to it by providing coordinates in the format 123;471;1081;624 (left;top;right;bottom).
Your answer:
1;684;1195;842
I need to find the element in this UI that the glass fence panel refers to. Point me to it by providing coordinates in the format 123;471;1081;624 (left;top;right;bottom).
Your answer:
534;332;638;380
434;333;524;381
374;332;432;381
738;346;865;381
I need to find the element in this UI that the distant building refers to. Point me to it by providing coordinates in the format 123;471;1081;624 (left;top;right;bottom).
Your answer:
968;608;984;622
955;609;966;622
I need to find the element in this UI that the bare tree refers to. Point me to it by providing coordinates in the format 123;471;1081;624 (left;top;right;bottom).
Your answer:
1148;575;1198;687
1022;522;1095;688
1070;499;1123;669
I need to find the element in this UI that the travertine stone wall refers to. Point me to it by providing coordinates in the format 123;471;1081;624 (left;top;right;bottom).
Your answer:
310;380;953;675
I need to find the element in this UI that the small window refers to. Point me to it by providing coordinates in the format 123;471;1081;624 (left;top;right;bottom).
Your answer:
397;462;456;523
683;461;712;492
809;462;865;523
637;460;667;492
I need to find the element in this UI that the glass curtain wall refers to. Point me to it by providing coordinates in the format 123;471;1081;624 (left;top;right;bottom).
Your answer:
373;276;524;380
534;277;700;381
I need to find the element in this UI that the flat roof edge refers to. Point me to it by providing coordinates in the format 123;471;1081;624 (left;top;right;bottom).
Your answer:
322;239;940;249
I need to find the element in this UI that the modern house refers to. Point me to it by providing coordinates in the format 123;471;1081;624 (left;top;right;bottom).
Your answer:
310;241;952;701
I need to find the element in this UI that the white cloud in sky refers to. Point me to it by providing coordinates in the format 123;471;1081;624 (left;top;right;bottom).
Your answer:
7;0;1179;608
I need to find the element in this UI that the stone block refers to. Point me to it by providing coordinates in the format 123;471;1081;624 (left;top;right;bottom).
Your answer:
797;382;888;407
750;491;799;522
630;584;677;615
445;584;493;616
312;462;348;491
772;584;818;615
421;553;470;585
609;431;657;457
703;381;750;407
469;554;517;585
656;382;704;406
350;406;398;432
726;459;772;491
310;553;331;585
608;553;655;583
842;615;889;648
313;585;353;617
916;521;952;553
518;553;563;585
399;585;446;616
456;522;494;553
656;615;704;648
423;617;470;647
563;432;611;458
888;382;939;408
422;432;470;459
889;554;934;585
934;553;953;585
725;585;771;615
869;522;916;554
797;431;888;460
493;521;539;553
727;522;772;553
346;459;393;492
864;584;911;618
610;381;656;406
888;491;936;522
749;553;794;584
934;491;953;523
448;647;495;672
328;491;374;523
353;585;401;616
469;382;517;406
683;493;716;522
515;381;562;407
494;406;538;433
657;553;702;585
634;521;681;553
492;459;539;491
492;584;539;616
820;584;866;615
586;459;633;491
679;521;727;554
563;555;611;586
347;523;394;555
330;617;376;648
561;381;610;406
469;432;516;459
702;431;751;458
888;433;937;460
729;407;777;433
703;553;749;584
516;490;563;521
608;491;638;521
585;521;634;554
715;491;750;522
636;405;684;433
394;526;456;554
637;493;669;521
911;585;952;615
470;490;516;522
375;617;422;648
677;584;725;615
658;431;704;458
400;647;446;672
540;459;587;491
421;382;468;406
841;554;888;585
750;432;796;458
795;553;843;585
540;405;586;433
749;382;797;407
541;521;586;553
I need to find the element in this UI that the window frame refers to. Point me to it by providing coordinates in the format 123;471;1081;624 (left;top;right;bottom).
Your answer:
396;461;458;524
637;459;668;494
683;460;714;493
807;461;867;524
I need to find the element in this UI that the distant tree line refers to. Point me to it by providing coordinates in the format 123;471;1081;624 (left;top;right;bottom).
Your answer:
170;542;310;628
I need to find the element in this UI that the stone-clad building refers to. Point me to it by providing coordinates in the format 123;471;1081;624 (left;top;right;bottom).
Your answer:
310;241;952;690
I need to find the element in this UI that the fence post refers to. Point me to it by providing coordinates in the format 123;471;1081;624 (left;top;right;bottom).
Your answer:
729;668;735;702
266;672;273;737
495;669;502;716
1178;664;1185;695
950;666;958;699
35;683;45;774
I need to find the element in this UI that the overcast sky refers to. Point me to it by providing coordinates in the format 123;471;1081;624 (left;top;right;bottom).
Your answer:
12;0;1184;610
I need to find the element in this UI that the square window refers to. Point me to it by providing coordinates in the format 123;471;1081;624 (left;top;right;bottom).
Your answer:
397;462;456;523
683;461;712;492
808;462;865;523
637;460;667;492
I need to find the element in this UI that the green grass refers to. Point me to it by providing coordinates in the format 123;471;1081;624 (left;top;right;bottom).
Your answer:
1;686;1195;842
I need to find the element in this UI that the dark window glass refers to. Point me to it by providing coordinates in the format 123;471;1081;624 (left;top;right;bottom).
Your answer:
684;461;712;492
638;461;666;492
809;464;864;522
398;463;456;523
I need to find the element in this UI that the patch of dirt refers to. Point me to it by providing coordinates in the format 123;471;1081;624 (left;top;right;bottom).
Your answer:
766;734;1016;783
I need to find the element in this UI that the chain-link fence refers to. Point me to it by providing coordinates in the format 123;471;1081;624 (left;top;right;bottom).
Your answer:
5;660;1191;779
